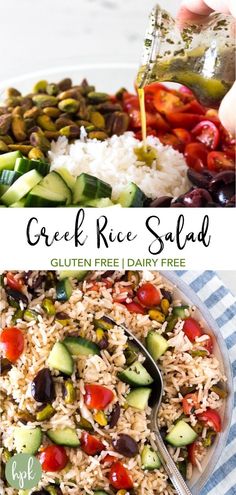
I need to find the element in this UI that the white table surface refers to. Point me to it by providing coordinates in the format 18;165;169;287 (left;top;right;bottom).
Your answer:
0;0;235;295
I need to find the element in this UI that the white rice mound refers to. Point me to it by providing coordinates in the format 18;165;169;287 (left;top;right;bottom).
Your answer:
49;132;190;200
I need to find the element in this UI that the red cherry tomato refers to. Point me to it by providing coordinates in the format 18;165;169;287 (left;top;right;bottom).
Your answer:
153;88;184;114
124;301;146;314
181;99;206;115
135;127;157;140
109;461;133;490
201;334;214;353
197;408;222;432
0;327;24;363
192;120;220;150
187;442;200;466
80;431;105;456
101;454;117;464
137;283;161;308
184;142;208;172
166;112;202;129
182;392;200;415
221;141;236;160
207;151;235;171
6;272;23;292
39;445;68;472
113;285;133;303
183;318;203;342
84;384;114;410
173;128;192;146
157;132;182;151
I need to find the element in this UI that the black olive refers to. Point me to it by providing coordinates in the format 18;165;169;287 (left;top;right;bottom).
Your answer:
171;202;186;207
149;196;173;207
112;434;139;457
5;288;28;307
160;288;173;303
181;188;212;207
109;403;121;428
213;183;235;205
209;170;235;191
31;368;55;403
1;358;12;375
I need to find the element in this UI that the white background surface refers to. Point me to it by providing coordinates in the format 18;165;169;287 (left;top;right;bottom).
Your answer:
0;0;235;294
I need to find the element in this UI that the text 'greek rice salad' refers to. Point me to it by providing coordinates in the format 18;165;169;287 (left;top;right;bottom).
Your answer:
0;270;227;495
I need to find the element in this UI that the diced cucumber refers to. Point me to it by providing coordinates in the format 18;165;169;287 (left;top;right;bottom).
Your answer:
83;197;114;207
55;167;76;190
63;336;100;356
48;342;74;375
1;169;42;206
14;157;50;176
0;151;22;172
0;169;21;186
172;305;189;318
116;182;146;207
47;427;80;447
165;420;198;447
58;270;88;281
118;361;154;387
146;331;169;361
126;387;152;410
40;171;72;204
0;184;9;197
141;445;161;470
73;173;112;203
14;427;42;454
56;278;73;301
25;185;67;207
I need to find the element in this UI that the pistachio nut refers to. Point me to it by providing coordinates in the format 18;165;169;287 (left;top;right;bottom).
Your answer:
0;140;9;152
20;97;33;112
32;80;48;93
24;107;41;119
88;130;108;140
8;144;33;154
0;114;12;135
30;131;51;152
5;87;21;97
90;111;105;128
148;309;166;323
32;94;58;108
97;102;123;113
46;83;59;96
0;134;13;144
37;114;57;131
44;130;60;140
59;125;80;138
87;91;109;103
161;298;170;315
43;107;61;118
106;111;129;136
28;147;45;160
55;116;75;130
12;106;23;117
58;77;72;91
58;89;80;100
11;115;27;142
58;98;80;113
5;96;22;108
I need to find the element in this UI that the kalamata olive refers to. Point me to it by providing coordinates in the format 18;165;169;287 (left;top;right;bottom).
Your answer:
6;288;28;306
0;358;12;375
112;434;139;457
149;196;173;207
181;188;213;207
160;288;173;303
109;403;121;428
55;312;69;320
31;368;55;403
213;183;235;206
209;170;235;192
170;202;186;207
187;168;215;188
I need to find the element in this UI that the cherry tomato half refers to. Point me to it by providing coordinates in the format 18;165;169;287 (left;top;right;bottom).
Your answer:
183;318;203;342
157;132;182;151
101;454;117;465
207;151;235;172
0;327;24;363
187;442;200;466
124;301;146;314
192;120;220;150
166;112;202;130
184;142;208;172
153;88;184;115
201;334;214;354
182;392;200;415
39;445;68;472
109;461;133;490
6;272;23;292
84;384;114;410
197;408;222;432
173;128;192;146
80;431;105;456
137;283;161;308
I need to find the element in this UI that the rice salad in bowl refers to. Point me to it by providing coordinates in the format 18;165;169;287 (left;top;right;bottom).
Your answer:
0;270;229;495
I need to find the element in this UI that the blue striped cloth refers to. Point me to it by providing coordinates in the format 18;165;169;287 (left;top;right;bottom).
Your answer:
175;271;236;495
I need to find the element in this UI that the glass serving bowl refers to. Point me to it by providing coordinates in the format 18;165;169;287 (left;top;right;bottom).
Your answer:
163;271;233;495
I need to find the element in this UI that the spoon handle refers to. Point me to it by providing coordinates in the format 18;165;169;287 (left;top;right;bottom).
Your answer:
154;429;193;495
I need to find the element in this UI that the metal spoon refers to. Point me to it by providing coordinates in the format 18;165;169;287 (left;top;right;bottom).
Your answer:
106;317;193;495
